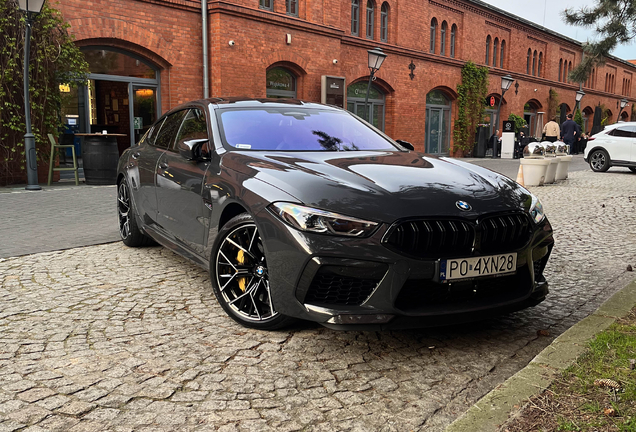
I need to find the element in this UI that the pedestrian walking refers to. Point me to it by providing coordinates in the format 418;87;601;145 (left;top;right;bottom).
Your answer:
560;113;581;154
542;116;560;142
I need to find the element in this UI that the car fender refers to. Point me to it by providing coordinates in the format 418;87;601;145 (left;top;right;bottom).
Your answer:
586;145;613;166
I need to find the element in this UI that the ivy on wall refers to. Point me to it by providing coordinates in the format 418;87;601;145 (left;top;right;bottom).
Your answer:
0;0;88;185
452;61;489;154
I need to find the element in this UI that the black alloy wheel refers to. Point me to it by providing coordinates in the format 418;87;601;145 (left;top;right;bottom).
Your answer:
117;179;153;247
211;213;293;330
589;149;610;172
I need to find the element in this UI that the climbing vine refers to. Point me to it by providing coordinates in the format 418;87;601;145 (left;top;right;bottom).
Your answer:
547;89;559;121
452;61;489;155
0;0;88;185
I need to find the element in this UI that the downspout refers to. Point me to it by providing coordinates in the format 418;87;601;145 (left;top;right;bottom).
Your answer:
202;0;209;98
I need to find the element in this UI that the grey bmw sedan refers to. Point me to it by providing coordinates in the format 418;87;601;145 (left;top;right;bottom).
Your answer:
116;98;554;330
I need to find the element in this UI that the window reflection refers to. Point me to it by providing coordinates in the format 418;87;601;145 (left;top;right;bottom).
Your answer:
82;48;156;79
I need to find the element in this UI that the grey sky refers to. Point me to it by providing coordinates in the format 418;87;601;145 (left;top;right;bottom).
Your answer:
483;0;635;61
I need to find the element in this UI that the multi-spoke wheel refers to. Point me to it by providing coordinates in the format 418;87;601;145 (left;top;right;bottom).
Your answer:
117;179;153;247
589;149;610;172
211;213;293;329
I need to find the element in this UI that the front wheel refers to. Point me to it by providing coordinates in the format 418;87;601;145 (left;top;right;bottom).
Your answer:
589;149;610;172
210;213;294;330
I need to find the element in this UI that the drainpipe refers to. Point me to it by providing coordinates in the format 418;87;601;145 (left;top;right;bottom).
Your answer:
202;0;209;98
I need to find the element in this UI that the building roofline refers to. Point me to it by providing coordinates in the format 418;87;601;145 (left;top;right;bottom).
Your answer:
466;0;636;70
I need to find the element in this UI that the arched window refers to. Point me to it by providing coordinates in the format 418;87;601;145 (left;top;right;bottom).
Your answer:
493;38;498;67
558;59;563;82
568;61;572;82
351;0;359;36
366;0;374;39
500;40;505;68
538;52;543;77
286;0;298;16
485;36;491;64
380;3;388;42
440;21;447;56
347;82;386;131
450;24;457;58
532;50;537;76
266;67;297;99
527;49;531;74
430;18;437;53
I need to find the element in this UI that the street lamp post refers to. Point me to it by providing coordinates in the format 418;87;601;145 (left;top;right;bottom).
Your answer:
617;98;628;122
363;47;387;125
18;0;46;191
493;74;514;159
575;90;585;111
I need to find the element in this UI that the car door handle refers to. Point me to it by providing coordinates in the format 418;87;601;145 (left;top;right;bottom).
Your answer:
131;152;141;159
158;162;169;170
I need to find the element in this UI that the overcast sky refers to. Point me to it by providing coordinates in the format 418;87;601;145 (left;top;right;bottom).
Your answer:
483;0;635;61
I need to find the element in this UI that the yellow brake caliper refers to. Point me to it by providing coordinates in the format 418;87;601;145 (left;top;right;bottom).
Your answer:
236;249;247;292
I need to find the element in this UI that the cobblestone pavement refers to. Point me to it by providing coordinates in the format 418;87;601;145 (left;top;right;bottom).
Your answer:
1;168;635;431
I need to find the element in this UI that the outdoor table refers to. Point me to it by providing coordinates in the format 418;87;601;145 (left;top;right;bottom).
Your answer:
76;133;126;185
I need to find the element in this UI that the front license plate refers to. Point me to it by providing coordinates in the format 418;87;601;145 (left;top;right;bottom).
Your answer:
440;253;517;281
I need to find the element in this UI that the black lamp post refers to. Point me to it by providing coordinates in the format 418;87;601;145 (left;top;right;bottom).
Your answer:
493;74;514;159
18;0;46;191
575;90;585;111
363;47;387;124
617;98;628;122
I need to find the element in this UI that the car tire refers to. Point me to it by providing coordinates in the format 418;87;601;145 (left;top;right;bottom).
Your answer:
210;213;294;330
117;179;154;247
629;167;636;173
589;149;610;172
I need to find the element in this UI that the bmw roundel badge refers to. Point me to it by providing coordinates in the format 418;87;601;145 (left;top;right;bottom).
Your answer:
456;200;472;211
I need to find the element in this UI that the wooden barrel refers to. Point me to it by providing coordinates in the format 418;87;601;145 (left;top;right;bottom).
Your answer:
81;135;119;185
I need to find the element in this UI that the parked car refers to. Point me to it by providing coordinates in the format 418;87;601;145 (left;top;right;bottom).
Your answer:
116;98;554;330
584;122;636;172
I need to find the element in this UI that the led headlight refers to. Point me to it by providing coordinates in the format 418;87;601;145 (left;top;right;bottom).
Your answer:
270;203;379;237
529;195;545;224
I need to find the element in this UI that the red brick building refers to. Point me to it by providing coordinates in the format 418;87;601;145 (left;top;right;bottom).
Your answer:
55;0;636;155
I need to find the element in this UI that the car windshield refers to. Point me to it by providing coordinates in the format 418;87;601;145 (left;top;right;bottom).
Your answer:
217;108;396;151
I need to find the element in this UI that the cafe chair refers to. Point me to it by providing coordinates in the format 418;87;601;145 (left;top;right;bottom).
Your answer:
47;133;79;186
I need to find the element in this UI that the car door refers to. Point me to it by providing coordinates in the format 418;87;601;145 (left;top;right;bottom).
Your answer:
129;117;166;227
136;110;188;227
156;108;211;255
605;126;634;162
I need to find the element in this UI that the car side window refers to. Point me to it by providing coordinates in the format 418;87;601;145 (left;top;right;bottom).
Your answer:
174;109;211;157
609;126;634;138
153;111;188;149
144;118;165;146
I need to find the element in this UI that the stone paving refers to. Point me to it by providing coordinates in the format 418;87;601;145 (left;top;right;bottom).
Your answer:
0;168;635;431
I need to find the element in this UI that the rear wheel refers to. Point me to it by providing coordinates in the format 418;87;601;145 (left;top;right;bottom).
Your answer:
117;179;154;247
211;213;294;330
589;149;610;172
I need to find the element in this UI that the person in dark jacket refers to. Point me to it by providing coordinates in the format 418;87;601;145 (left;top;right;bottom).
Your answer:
560;114;581;154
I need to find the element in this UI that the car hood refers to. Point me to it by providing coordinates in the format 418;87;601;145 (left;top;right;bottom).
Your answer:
222;151;532;222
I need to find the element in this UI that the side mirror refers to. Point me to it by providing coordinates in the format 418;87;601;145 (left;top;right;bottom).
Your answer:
178;138;210;161
395;139;414;151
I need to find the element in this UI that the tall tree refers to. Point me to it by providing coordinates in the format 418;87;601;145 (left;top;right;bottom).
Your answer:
564;0;636;83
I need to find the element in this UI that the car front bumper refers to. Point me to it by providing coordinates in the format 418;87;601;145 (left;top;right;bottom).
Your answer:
256;208;554;330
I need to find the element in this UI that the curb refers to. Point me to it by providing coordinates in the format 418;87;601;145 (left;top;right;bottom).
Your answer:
445;278;636;432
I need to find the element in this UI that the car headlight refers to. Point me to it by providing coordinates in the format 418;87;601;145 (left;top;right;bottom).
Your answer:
529;195;545;224
269;203;379;237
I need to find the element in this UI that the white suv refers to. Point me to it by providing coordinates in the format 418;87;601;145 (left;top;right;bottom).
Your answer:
584;122;636;172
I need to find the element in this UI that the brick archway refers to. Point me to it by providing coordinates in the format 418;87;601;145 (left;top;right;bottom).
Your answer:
67;18;174;68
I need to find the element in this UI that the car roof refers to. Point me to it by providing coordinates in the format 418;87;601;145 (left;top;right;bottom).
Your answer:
170;97;341;112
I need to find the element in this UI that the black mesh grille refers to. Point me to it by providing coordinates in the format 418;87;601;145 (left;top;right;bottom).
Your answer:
395;268;532;313
304;267;381;306
383;213;532;259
